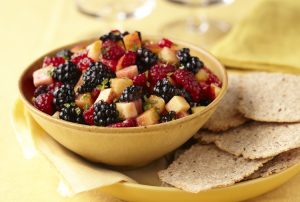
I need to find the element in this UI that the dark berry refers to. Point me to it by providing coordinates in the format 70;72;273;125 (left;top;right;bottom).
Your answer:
171;69;202;102
47;81;63;93
101;58;117;72
148;63;175;85
158;38;173;48
177;48;203;73
43;56;65;67
53;84;75;110
78;62;115;93
176;48;190;63
109;118;137;127
160;111;176;123
83;106;94;125
70;50;94;71
136;48;158;72
119;86;143;102
101;40;125;60
153;78;178;102
34;85;48;97
93;101;119;126
56;49;73;60
33;93;54;115
52;61;81;86
100;30;123;42
133;73;147;86
59;104;85;124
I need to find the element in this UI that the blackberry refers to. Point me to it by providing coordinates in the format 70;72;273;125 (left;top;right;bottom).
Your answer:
78;62;115;93
53;61;80;86
177;48;203;74
160;111;176;123
93;101;119;126
136;48;158;72
119;86;143;102
59;104;85;124
100;30;125;42
53;84;75;110
34;85;48;97
176;88;193;104
56;49;73;59
153;78;178;102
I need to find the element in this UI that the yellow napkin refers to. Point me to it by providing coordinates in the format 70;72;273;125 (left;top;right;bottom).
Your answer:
212;0;300;74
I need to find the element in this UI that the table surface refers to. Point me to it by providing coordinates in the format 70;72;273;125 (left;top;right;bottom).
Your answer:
1;0;300;201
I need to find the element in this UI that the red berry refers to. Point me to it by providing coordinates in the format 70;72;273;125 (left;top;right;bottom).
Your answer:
133;73;147;86
121;51;137;67
91;88;100;99
171;69;202;102
101;40;125;60
83;106;94;125
109;118;137;128
33;93;54;115
102;58;117;72
149;63;175;85
43;56;65;67
204;68;222;87
199;82;216;101
158;38;173;48
47;81;63;93
71;50;94;71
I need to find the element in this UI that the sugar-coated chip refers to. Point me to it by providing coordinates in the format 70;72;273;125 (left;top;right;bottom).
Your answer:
197;122;300;159
247;148;300;180
203;74;248;131
238;72;300;122
158;144;268;193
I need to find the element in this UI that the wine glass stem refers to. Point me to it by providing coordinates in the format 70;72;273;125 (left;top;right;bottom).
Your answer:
187;8;209;34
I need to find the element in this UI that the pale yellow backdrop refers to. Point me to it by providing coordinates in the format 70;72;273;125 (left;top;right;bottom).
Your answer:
1;0;300;201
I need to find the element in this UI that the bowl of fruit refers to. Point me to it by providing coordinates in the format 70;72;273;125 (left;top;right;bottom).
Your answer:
19;30;227;167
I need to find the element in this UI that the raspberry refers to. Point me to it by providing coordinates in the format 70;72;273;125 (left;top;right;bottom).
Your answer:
33;93;54;115
204;68;222;87
148;63;175;85
101;59;117;72
43;56;65;67
91;88;101;99
70;50;94;71
121;51;136;67
158;38;173;48
34;85;48;97
47;81;63;93
83;106;94;125
133;73;147;86
93;101;119;126
199;82;215;102
109;118;137;127
101;40;125;60
171;69;202;102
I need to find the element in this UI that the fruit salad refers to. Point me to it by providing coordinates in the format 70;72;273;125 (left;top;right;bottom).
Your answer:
32;30;222;127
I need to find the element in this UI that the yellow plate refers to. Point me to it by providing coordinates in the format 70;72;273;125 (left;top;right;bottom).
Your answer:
11;99;300;202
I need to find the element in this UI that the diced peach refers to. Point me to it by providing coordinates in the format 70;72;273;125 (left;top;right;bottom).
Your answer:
123;31;141;51
74;74;84;92
75;93;93;109
110;78;133;98
144;43;161;54
211;84;221;98
33;66;54;87
87;40;102;61
166;96;190;113
116;102;138;119
95;88;115;104
159;47;178;64
195;68;209;82
147;95;165;114
116;65;139;79
136;108;160;126
116;55;125;71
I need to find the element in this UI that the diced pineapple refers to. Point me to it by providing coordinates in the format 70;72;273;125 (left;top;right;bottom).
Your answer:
166;96;190;113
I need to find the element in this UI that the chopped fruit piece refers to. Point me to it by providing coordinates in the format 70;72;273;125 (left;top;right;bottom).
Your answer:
149;63;175;85
87;40;102;61
33;66;54;87
116;102;138;119
109;118;137;127
132;73;147;86
172;69;202;102
176;111;189;119
116;65;139;79
195;68;209;82
75;93;93;109
52;111;60;119
70;44;85;53
134;99;143;114
95;88;115;103
158;38;173;48
74;75;84;92
43;56;65;67
123;31;142;51
143;42;161;54
33;93;54;115
160;111;176;123
159;47;178;64
94;101;119;126
191;106;206;113
136;108;160;126
101;40;125;60
101;59;117;72
110;78;133;97
166;96;190;113
147;95;165;114
211;84;221;98
83;106;94;125
116;51;137;71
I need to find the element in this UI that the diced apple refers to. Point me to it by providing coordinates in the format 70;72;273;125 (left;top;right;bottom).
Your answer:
123;31;142;51
166;96;190;113
87;40;102;61
211;84;221;98
136;108;160;126
75;93;93;109
116;55;125;71
116;102;138;119
95;88;115;103
52;111;60;119
33;66;54;87
110;78;133;97
148;95;165;114
191;106;206;114
144;42;161;54
116;65;138;79
74;74;84;92
195;68;209;82
176;111;190;119
134;99;143;114
159;47;178;64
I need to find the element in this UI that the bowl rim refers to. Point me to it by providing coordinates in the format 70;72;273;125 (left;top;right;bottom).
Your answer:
18;36;228;133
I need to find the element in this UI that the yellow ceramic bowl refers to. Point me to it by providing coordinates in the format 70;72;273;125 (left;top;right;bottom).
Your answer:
18;37;228;167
